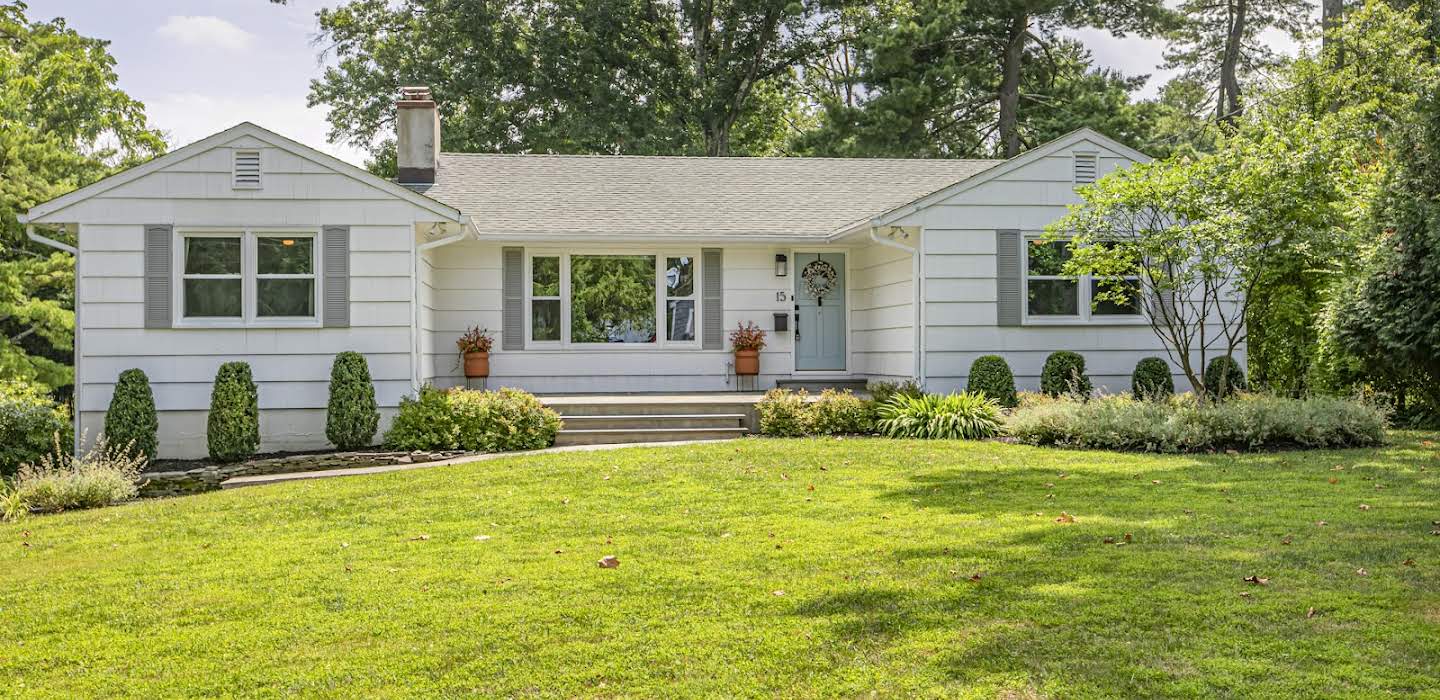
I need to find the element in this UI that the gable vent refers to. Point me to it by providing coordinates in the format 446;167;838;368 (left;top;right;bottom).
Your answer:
1073;152;1098;184
233;149;262;188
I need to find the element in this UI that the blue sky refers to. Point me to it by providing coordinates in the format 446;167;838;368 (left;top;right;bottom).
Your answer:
33;0;1316;166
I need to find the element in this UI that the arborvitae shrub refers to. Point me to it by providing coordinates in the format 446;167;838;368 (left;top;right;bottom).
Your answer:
1040;351;1093;398
1204;356;1248;400
207;362;259;462
325;352;379;450
1131;357;1174;401
966;355;1018;407
103;369;158;463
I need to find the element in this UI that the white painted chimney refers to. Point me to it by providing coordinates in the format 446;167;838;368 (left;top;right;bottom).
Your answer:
396;86;440;185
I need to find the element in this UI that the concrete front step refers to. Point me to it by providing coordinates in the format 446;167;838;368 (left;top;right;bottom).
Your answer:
558;413;747;431
554;427;750;446
775;379;869;393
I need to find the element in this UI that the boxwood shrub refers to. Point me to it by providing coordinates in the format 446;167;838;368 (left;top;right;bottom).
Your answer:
207;362;259;462
1131;357;1174;401
0;381;71;477
104;369;158;463
1006;394;1385;453
757;388;813;437
966;355;1018;408
1204;356;1248;399
1040;351;1093;398
811;389;873;435
385;386;561;452
325;351;379;450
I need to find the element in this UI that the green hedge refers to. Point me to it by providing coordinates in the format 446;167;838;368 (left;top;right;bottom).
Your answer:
207;362;259;462
1040;351;1093;398
385;386;561;452
0;381;70;477
104;369;158;463
326;352;380;450
1131;357;1174;401
1204;356;1248;399
1007;394;1386;453
966;355;1018;408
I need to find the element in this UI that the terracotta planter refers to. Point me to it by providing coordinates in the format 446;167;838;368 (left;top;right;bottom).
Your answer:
734;349;760;376
463;351;490;378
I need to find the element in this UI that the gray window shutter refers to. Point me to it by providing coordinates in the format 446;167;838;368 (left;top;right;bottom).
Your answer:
701;248;723;350
502;247;524;351
322;225;350;328
996;230;1022;327
144;224;173;328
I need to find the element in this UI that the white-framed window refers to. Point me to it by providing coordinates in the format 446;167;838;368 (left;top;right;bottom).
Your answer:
525;251;701;348
176;228;320;327
1025;237;1142;322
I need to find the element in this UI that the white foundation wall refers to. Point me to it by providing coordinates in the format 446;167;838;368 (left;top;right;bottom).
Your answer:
848;236;918;384
60;134;449;458
906;137;1246;394
422;241;800;393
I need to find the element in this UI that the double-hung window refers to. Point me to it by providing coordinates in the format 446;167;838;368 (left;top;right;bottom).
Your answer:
178;229;319;325
1025;238;1142;321
526;252;700;346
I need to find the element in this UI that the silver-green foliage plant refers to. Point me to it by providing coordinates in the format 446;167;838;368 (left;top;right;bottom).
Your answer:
1006;394;1386;453
4;436;142;519
876;392;1003;440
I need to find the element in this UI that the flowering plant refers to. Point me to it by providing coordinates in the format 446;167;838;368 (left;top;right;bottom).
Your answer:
456;326;494;354
728;322;767;352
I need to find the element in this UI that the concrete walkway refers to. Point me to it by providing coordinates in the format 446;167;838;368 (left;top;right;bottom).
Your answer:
220;439;734;489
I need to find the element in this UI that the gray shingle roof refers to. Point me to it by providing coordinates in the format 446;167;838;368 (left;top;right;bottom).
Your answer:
419;153;1003;238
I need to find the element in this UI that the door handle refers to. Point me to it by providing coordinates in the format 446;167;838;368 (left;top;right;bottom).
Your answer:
794;312;800;340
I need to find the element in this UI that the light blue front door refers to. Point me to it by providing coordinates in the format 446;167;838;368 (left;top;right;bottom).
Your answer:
794;252;846;371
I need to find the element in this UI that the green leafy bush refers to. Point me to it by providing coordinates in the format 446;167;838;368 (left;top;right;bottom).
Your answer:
966;355;1018;408
207;362;259;462
1040;351;1093;398
325;352;379;450
0;381;71;478
757;388;813;437
1203;356;1248;399
867;379;924;407
811;389;872;435
104;369;158;463
875;392;1003;440
1131;357;1174;401
4;437;142;519
385;386;561;452
1007;394;1386;453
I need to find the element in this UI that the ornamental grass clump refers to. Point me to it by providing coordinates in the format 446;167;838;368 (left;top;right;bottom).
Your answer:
104;369;158;463
4;436;142;519
966;355;1018;408
875;392;1003;440
207;362;259;462
326;352;380;450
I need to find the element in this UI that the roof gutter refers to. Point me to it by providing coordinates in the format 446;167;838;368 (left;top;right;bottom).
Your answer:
26;225;77;255
868;225;925;384
411;225;470;392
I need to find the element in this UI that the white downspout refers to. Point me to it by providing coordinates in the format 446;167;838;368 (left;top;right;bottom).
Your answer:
868;226;924;385
26;224;82;455
411;226;469;393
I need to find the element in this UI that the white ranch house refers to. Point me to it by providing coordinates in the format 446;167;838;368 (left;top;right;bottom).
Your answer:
23;89;1239;458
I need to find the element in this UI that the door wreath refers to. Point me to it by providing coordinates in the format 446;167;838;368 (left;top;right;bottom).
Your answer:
801;259;838;305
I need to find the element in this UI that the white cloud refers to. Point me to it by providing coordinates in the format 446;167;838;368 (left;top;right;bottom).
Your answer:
156;16;256;52
147;92;372;166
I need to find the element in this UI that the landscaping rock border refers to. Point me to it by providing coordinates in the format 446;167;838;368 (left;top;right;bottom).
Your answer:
137;450;469;497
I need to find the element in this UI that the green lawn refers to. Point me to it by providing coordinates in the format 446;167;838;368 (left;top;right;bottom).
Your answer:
4;435;1440;698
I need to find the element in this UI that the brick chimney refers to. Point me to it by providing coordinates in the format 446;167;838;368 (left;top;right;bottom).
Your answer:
396;86;440;185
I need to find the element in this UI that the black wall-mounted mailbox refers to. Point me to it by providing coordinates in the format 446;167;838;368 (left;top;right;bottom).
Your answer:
773;312;789;332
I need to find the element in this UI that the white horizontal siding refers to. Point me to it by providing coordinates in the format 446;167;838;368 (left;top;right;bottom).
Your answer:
849;236;915;382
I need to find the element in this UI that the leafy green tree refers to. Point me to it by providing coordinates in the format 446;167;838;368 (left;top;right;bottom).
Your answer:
1161;0;1311;123
1;3;165;392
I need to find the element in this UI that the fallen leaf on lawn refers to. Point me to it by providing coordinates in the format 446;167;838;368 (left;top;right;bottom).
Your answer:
1328;477;1339;484
1045;483;1054;488
1225;449;1239;456
1103;536;1115;544
1281;536;1293;545
1423;440;1435;447
968;573;984;582
1402;558;1416;567
1356;568;1369;576
1238;591;1252;598
780;473;789;481
562;498;571;505
602;475;610;481
819;466;829;471
1306;607;1317;618
409;534;431;541
1046;494;1055;500
1359;504;1372;511
341;542;350;548
1332;465;1345;471
1152;480;1162;485
720;532;733;538
1123;533;1133;543
1317;521;1328;527
807;484;815;491
473;535;492;541
597;555;620;569
772;590;785;596
605;536;613;544
1055;512;1076;524
1243;575;1270;586
554;549;564;554
1059;473;1069;479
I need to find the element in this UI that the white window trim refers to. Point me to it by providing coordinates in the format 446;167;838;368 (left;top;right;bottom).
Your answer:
173;227;323;329
523;249;703;350
1023;236;1147;326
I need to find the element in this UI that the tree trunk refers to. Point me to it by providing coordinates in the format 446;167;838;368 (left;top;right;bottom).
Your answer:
997;12;1028;158
1218;0;1246;122
1322;0;1344;65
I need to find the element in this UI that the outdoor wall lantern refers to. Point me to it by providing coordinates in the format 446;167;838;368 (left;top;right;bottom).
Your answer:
775;253;788;277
